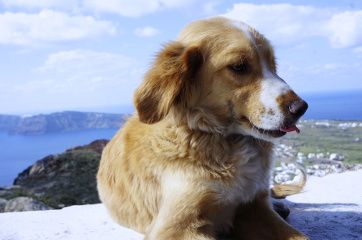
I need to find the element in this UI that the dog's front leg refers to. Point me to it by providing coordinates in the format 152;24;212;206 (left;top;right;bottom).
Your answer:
232;191;308;240
144;197;217;240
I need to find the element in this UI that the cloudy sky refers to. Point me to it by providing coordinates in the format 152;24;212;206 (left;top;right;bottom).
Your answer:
1;0;362;114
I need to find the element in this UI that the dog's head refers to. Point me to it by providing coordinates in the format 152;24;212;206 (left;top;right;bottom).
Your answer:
134;17;308;141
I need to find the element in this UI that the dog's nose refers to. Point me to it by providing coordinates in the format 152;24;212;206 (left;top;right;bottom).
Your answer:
289;100;308;117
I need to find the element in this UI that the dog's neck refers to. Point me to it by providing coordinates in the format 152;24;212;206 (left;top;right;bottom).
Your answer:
167;107;274;147
154;116;274;171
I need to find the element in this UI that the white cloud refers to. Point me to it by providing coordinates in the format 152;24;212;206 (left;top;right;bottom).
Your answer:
1;0;77;10
223;3;362;48
326;11;362;48
202;1;220;15
1;0;196;17
354;46;362;54
133;26;160;37
31;49;143;106
0;49;145;113
38;49;137;76
83;0;193;17
280;62;346;77
0;10;116;45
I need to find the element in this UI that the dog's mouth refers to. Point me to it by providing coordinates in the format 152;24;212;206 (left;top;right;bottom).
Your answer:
253;126;286;138
254;125;300;138
242;117;300;138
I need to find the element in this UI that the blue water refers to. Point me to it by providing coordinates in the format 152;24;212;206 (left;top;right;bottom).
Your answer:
0;129;118;186
301;90;362;120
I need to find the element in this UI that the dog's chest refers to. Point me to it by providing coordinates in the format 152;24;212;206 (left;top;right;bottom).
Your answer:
209;142;272;205
193;141;273;230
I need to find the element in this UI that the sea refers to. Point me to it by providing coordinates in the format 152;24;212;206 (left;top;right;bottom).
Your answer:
0;90;361;186
301;90;362;120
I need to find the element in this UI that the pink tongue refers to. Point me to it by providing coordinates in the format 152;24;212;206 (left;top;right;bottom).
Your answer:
280;125;300;133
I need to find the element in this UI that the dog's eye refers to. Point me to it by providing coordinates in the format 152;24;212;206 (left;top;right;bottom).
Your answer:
229;63;251;74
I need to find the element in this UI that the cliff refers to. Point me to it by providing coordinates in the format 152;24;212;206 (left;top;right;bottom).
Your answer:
0;140;109;210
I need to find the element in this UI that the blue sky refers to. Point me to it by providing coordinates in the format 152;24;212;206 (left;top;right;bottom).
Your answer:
1;0;362;114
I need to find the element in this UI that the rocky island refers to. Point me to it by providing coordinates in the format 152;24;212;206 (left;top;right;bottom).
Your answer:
0;111;124;135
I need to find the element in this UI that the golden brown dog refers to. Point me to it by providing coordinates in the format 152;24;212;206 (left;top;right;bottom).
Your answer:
97;17;309;240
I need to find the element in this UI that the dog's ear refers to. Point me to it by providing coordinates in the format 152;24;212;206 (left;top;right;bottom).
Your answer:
134;42;203;124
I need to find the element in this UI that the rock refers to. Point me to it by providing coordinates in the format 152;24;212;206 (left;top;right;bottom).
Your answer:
315;170;327;177
315;121;330;127
297;152;305;163
307;153;316;159
4;197;51;212
13;139;109;209
274;173;292;183
274;167;283;172
0;198;8;212
329;153;345;161
307;169;315;175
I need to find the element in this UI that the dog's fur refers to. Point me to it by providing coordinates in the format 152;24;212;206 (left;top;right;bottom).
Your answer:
97;17;309;240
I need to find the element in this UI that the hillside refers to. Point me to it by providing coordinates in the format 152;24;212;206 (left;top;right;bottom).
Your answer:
0;111;124;135
274;120;362;183
282;120;362;164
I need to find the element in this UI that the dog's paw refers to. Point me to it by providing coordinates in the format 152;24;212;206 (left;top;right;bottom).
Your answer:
272;200;290;219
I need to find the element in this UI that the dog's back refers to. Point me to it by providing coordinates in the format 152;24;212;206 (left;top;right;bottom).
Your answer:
97;116;161;232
